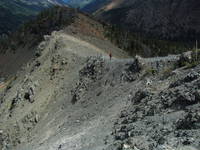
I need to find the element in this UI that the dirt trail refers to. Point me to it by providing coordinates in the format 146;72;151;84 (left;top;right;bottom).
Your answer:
60;33;107;56
53;31;126;59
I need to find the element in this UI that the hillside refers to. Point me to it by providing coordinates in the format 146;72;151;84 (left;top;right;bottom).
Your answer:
0;6;77;78
0;5;200;150
1;20;200;150
0;6;193;80
94;0;200;41
0;6;129;77
63;0;198;56
0;0;66;35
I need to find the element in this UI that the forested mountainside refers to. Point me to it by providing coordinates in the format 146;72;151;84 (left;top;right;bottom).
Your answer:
0;0;66;35
94;0;200;41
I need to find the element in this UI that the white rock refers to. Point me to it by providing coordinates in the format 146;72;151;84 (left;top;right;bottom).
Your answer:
123;144;131;149
134;146;140;150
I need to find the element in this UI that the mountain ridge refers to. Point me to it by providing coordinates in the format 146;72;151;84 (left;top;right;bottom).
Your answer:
0;5;200;150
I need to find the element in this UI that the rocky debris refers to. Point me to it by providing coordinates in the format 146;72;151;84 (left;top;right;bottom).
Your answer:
161;88;200;109
132;90;149;104
35;50;42;58
29;62;38;73
58;144;62;150
184;72;200;82
0;124;22;150
161;72;200;109
79;56;105;81
143;55;180;74
175;51;198;68
22;80;38;103
176;110;200;130
183;51;193;61
71;80;88;104
121;59;142;82
35;39;49;57
24;86;35;103
70;75;91;104
50;55;68;80
9;77;38;113
176;54;191;68
34;61;41;68
9;91;23;111
111;108;200;150
170;71;200;88
71;56;105;104
109;70;200;150
0;131;10;150
22;112;39;131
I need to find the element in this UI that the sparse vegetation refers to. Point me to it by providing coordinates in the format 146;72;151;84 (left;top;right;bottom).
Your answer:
0;6;77;54
0;6;195;59
176;49;200;69
144;67;158;76
162;67;173;78
103;25;192;57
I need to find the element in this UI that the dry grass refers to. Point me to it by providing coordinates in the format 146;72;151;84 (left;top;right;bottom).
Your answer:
0;76;16;90
69;14;106;40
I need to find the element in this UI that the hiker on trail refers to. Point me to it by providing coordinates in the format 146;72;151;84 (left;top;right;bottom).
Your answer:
109;52;112;60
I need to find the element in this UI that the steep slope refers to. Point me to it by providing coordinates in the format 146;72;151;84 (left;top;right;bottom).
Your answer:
0;6;130;78
0;5;200;150
0;0;66;35
0;28;200;150
0;6;192;80
0;6;77;78
0;21;130;150
94;0;200;41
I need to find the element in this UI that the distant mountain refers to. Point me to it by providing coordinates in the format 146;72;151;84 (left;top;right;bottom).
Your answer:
82;0;111;13
64;0;94;8
63;0;111;12
0;0;66;35
94;0;200;41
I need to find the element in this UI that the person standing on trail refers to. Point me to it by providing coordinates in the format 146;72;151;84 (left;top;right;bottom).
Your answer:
109;51;112;61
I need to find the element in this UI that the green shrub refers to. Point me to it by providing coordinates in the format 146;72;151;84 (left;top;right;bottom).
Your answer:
175;49;200;69
145;67;157;76
162;67;173;78
103;25;191;57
